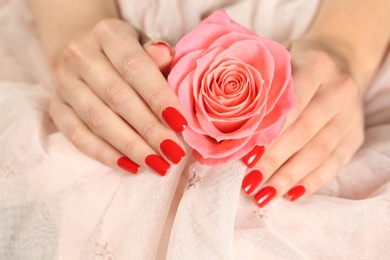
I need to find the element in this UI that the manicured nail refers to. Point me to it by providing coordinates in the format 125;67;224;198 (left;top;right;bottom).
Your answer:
253;186;277;208
160;139;186;164
117;157;139;174
242;146;265;168
286;185;306;202
162;107;188;133
241;170;263;195
145;154;171;176
152;41;172;56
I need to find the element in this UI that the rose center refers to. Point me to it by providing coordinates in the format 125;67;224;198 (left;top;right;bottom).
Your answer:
226;81;238;94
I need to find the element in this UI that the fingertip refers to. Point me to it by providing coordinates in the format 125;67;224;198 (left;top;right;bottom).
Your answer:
143;40;172;74
242;146;265;168
151;41;172;57
162;107;188;133
117;156;139;174
160;139;186;164
145;154;171;176
253;186;277;208
241;169;263;196
286;185;306;202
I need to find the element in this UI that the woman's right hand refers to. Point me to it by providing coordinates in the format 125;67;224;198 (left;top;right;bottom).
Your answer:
49;19;188;176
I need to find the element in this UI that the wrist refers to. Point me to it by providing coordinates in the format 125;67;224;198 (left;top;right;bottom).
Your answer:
299;0;390;93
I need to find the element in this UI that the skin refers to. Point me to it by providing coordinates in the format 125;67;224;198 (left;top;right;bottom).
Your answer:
29;0;390;203
249;0;390;203
29;0;185;174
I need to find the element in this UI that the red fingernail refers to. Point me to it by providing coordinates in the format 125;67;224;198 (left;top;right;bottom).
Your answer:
160;139;186;164
242;146;265;168
241;170;263;195
253;186;277;208
152;41;172;56
117;157;139;174
287;185;306;202
145;154;170;176
162;107;188;133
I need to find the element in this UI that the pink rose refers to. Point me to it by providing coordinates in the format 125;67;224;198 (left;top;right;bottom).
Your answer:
168;10;294;165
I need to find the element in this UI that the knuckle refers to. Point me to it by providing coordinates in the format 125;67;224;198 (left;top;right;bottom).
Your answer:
69;126;85;148
70;127;106;163
147;89;165;110
304;50;332;74
94;19;118;36
121;51;148;78
311;50;336;72
93;19;138;43
63;40;84;63
308;172;323;190
262;155;279;173
94;148;107;163
337;76;359;99
85;105;106;132
311;50;332;64
312;140;331;160
104;80;127;105
122;139;137;157
278;172;295;189
141;120;159;140
289;118;312;143
53;71;68;93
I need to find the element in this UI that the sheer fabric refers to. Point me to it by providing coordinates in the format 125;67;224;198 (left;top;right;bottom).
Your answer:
0;0;389;259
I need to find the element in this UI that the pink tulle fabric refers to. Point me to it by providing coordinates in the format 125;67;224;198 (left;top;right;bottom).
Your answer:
0;0;389;259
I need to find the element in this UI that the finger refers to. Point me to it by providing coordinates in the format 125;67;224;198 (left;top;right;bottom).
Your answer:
50;95;139;174
241;54;322;168
242;112;345;196
250;110;363;207
251;74;356;178
92;19;188;133
286;129;364;201
57;73;172;176
250;113;352;205
143;40;172;76
69;45;186;166
246;91;339;184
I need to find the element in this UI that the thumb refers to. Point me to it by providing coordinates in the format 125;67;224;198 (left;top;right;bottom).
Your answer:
143;41;173;77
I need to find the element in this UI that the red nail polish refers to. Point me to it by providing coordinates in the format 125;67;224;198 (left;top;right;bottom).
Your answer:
117;157;139;174
160;139;186;164
242;146;265;168
145;154;170;176
152;41;172;56
253;186;277;208
287;185;306;202
162;107;188;133
241;170;263;195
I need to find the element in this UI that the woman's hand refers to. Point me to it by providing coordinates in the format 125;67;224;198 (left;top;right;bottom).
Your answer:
49;19;188;176
241;0;390;207
241;40;365;206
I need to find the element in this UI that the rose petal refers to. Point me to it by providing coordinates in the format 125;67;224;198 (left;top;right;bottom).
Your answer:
176;72;205;135
183;128;251;158
207;34;276;88
172;11;255;68
254;77;294;135
168;49;203;93
195;56;267;119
